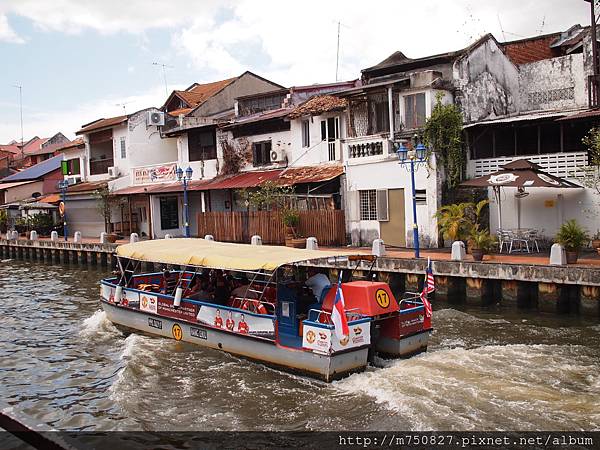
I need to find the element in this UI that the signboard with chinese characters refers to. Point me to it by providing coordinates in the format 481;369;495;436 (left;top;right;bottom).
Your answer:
133;163;177;185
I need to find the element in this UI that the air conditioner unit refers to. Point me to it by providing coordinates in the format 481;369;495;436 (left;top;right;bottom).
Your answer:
147;111;165;126
108;166;120;178
66;175;81;186
270;148;286;163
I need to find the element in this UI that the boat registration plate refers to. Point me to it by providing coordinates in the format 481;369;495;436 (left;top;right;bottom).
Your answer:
190;326;208;340
148;317;163;330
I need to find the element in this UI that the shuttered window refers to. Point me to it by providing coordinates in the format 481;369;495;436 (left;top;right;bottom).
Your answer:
376;189;389;221
120;137;126;159
253;141;272;166
404;93;426;129
301;120;310;147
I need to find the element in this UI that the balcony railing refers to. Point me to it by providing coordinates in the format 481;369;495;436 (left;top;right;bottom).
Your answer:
469;152;589;179
344;135;393;161
90;158;113;175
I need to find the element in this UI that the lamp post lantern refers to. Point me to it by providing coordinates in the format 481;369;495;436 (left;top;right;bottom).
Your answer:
177;166;193;238
58;180;69;241
396;138;428;258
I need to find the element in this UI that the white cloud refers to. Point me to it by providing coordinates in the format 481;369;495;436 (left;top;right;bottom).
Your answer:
0;84;183;142
0;14;25;43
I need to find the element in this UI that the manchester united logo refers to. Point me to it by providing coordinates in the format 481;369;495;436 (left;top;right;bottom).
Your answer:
306;330;316;344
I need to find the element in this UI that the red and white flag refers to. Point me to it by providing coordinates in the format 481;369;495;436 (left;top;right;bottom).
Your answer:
331;271;349;338
420;258;434;318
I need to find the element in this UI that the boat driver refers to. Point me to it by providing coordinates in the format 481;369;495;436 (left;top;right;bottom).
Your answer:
305;268;331;304
231;275;258;300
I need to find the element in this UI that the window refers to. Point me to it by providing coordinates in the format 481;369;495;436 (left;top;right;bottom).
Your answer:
376;190;389;221
404;93;426;129
189;129;217;161
253;141;272;166
320;117;340;160
301;120;310;147
120;137;126;159
359;190;377;220
66;158;80;175
374;101;390;133
415;189;427;205
160;196;179;230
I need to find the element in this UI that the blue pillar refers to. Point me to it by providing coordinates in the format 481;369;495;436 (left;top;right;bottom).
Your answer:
61;185;68;242
410;158;420;258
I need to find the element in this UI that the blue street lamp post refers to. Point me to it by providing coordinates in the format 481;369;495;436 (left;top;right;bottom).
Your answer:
176;166;193;238
58;180;69;241
396;140;428;258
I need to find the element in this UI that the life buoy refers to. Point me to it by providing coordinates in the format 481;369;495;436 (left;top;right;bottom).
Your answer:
255;303;268;315
241;301;249;310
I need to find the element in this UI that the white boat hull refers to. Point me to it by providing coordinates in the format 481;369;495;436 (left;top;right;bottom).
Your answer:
101;300;369;382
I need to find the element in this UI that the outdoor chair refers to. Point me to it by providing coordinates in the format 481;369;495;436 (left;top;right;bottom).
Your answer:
526;229;540;253
508;230;530;254
497;229;512;253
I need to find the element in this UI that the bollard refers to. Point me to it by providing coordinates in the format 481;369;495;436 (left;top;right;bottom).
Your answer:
306;237;318;250
451;241;466;261
130;233;139;243
251;235;262;246
74;231;82;243
371;238;385;256
50;231;59;242
549;243;566;266
165;234;172;239
204;234;214;241
29;230;38;241
100;232;108;244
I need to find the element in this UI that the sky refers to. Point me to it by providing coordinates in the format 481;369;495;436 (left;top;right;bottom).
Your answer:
0;0;591;143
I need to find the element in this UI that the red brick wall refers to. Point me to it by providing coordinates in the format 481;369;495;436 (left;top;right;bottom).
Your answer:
502;35;561;65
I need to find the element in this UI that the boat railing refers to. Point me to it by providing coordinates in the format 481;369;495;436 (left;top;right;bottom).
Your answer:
230;296;276;315
306;308;364;324
398;291;426;314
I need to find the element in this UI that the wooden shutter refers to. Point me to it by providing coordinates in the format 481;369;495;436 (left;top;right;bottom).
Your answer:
345;190;359;221
376;189;389;221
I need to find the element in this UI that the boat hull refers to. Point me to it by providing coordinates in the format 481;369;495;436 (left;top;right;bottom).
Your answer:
375;329;431;358
101;300;368;382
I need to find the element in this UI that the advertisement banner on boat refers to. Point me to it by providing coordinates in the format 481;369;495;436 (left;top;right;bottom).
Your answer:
157;297;198;321
196;305;275;339
140;293;158;314
303;321;370;354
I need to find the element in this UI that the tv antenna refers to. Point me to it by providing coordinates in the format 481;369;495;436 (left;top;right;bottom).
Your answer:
537;15;546;35
497;13;506;41
115;101;134;115
152;62;174;96
12;84;24;157
334;20;350;81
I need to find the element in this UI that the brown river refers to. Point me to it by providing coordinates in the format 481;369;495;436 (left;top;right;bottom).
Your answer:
0;260;598;432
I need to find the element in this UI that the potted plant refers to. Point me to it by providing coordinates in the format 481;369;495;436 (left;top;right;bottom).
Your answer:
281;208;305;248
434;202;470;245
0;210;7;234
555;219;589;264
592;230;600;250
468;227;496;262
95;186;118;242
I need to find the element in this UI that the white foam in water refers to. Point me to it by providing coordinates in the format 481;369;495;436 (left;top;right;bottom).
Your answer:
335;344;600;431
80;310;120;340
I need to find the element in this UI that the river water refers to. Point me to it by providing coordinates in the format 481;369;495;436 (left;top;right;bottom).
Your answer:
0;260;598;432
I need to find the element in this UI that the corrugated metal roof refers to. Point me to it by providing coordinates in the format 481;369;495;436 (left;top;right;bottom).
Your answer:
1;155;62;182
556;109;600;121
200;170;283;190
66;181;107;193
0;180;37;190
221;108;291;129
278;164;344;185
112;179;212;195
463;110;578;128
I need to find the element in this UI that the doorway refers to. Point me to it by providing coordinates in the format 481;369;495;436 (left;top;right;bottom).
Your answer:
379;188;406;247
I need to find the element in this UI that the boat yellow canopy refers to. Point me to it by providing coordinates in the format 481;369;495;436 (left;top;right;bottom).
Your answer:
116;238;352;272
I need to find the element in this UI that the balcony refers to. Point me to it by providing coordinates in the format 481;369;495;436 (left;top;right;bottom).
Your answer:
468;151;589;179
90;158;114;175
344;135;394;165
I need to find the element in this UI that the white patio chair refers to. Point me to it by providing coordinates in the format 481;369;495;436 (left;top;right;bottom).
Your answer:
526;229;540;253
508;229;530;254
497;229;512;253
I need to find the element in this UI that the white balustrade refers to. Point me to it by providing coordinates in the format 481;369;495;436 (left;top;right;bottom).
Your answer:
470;152;589;178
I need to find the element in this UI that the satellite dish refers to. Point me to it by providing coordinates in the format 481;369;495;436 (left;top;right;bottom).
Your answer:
514;187;529;199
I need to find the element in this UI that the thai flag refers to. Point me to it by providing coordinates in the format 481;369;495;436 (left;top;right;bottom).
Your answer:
331;271;349;338
420;258;434;318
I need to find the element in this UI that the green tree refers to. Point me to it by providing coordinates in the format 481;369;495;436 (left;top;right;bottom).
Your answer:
423;92;465;189
95;186;118;233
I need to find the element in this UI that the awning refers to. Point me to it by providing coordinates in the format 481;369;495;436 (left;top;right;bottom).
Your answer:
116;238;352;272
556;109;600;121
112;179;213;195
463;110;579;129
199;170;283;190
278;164;343;186
37;193;61;203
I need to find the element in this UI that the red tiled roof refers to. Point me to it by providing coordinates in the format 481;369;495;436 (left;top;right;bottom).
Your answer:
0;144;20;155
65;181;107;193
76;116;127;135
166;77;237;112
167;107;194;117
501;33;561;65
53;137;85;153
288;95;348;119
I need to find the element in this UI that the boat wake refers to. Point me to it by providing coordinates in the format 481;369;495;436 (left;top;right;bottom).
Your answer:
80;310;121;341
335;343;600;431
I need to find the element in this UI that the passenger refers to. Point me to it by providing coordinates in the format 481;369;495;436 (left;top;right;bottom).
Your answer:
161;269;178;295
213;271;230;306
305;268;331;303
188;281;211;301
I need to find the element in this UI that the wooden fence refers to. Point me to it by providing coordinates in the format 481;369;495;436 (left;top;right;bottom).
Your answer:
197;210;346;246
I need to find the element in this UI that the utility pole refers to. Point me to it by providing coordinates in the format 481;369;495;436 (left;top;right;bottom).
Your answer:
152;62;173;96
115;101;133;115
335;21;341;81
12;84;23;158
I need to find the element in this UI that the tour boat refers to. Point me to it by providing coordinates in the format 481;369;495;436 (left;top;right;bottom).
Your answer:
100;239;432;382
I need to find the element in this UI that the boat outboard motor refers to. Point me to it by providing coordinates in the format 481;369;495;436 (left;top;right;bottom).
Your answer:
173;286;183;308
